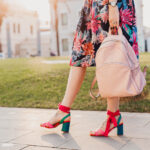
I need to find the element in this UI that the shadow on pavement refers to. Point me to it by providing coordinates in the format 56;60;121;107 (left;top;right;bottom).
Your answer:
91;135;141;150
41;132;80;149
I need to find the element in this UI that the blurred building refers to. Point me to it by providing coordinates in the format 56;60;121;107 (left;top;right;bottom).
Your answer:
49;0;83;56
134;0;145;52
49;0;145;56
40;21;51;57
0;0;39;58
144;26;150;52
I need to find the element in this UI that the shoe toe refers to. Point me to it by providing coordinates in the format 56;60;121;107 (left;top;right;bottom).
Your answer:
40;123;45;127
40;122;52;128
89;130;98;136
89;129;105;136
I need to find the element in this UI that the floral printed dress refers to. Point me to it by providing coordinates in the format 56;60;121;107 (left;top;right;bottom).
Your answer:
69;0;139;67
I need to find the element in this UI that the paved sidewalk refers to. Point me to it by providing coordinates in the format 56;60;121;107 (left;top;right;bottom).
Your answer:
0;107;150;150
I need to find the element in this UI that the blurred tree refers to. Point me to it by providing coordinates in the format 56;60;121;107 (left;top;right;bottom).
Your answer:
49;0;70;56
0;0;8;26
54;0;60;56
49;0;60;56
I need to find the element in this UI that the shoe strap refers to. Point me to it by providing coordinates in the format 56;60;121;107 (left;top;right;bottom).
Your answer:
58;103;70;113
104;110;121;135
107;109;120;126
107;109;120;117
117;114;122;125
60;113;70;124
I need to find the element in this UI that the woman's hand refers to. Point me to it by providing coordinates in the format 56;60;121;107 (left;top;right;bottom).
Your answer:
108;2;119;34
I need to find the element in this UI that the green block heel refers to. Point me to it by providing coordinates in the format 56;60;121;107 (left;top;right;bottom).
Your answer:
62;122;70;132
117;124;123;135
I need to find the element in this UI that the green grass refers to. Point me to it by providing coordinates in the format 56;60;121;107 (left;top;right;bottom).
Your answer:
0;53;150;112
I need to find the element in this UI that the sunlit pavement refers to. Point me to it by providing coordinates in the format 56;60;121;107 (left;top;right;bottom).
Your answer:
0;107;150;150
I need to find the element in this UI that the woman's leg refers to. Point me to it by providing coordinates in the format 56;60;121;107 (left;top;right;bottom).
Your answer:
61;66;87;107
90;97;123;134
107;97;119;112
47;66;87;125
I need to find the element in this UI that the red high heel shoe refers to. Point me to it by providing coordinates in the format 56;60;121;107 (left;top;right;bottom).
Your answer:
90;109;123;137
40;103;71;132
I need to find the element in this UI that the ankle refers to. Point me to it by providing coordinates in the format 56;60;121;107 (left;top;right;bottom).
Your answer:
107;108;119;113
57;109;68;114
107;109;120;117
58;103;70;113
107;109;120;113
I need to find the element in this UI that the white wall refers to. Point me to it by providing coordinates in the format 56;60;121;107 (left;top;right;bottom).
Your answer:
135;0;145;52
58;0;83;56
0;14;38;58
49;0;83;56
41;30;51;57
49;0;145;56
145;38;150;52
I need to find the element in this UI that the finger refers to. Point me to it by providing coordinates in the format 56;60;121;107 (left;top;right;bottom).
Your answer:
110;23;118;35
110;21;117;28
113;20;118;25
112;21;119;28
111;27;118;35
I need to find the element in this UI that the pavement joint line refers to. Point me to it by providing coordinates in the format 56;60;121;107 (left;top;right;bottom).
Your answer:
8;136;148;149
118;136;150;150
5;130;34;143
53;147;79;150
8;142;66;149
19;145;29;150
11;143;77;150
9;143;57;149
7;132;79;150
52;147;78;150
143;120;150;127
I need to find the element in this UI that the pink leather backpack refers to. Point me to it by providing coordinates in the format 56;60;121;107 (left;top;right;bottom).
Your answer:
90;27;146;98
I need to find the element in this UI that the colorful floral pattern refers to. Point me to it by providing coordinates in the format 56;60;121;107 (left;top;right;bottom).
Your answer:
69;0;139;67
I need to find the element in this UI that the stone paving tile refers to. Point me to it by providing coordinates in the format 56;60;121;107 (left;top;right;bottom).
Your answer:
0;143;27;150
123;114;150;128
10;129;72;148
0;107;53;121
59;135;131;150
124;125;150;139
0;128;32;143
1;107;150;150
120;138;150;150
